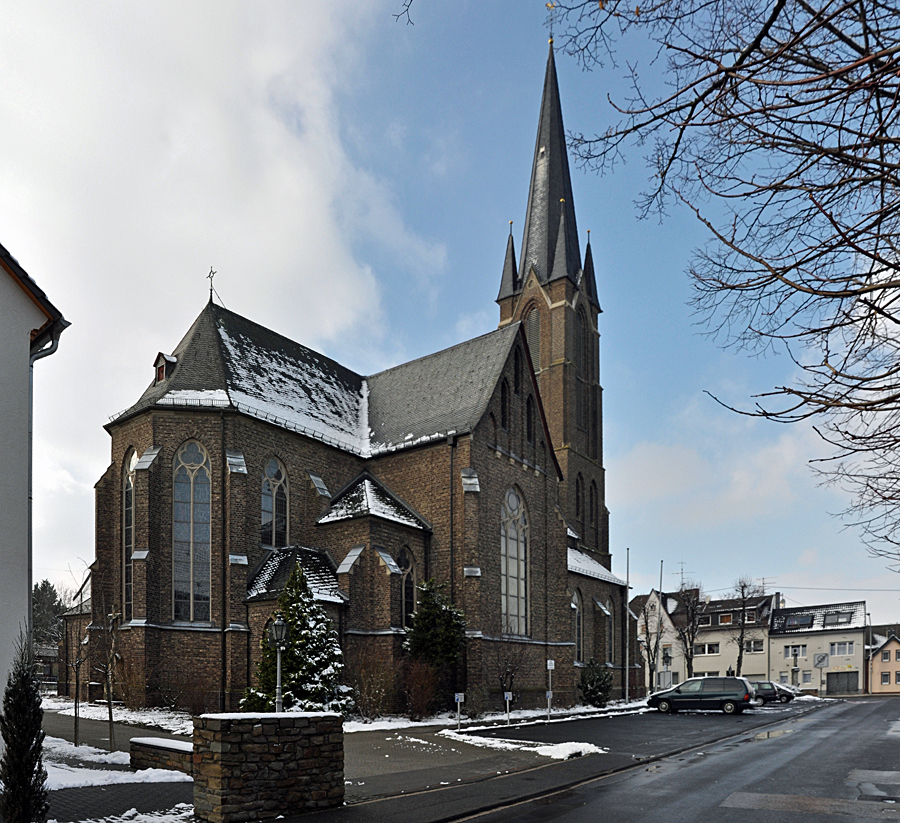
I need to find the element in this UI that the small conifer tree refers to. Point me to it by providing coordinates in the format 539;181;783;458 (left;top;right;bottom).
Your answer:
404;579;466;668
0;631;49;823
241;565;352;714
579;659;614;708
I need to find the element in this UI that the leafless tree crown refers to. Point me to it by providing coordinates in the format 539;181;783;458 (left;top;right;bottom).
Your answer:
554;1;900;554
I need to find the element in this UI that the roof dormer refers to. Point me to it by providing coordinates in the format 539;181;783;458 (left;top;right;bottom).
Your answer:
154;352;177;385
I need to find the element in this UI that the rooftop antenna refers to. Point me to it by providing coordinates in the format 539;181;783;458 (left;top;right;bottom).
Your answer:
757;577;775;594
672;561;694;588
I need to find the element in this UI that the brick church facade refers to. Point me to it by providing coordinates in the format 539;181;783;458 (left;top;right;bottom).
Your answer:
61;45;641;712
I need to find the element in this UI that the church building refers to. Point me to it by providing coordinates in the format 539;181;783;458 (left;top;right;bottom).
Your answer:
61;45;640;712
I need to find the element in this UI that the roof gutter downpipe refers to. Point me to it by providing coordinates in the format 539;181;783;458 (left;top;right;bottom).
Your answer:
28;322;68;650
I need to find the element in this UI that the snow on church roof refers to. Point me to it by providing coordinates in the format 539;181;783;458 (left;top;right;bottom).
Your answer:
317;473;428;530
246;546;345;604
109;303;520;460
567;548;626;587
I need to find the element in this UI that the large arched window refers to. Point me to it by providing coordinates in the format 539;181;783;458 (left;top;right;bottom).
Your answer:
575;311;588;430
573;590;584;663
261;458;289;548
173;441;211;622
398;547;417;629
123;450;138;622
501;487;528;635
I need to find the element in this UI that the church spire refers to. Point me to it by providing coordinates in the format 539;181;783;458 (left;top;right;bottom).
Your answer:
497;222;518;301
517;42;581;288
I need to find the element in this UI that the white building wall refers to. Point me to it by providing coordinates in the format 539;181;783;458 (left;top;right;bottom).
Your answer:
0;272;46;685
768;630;865;694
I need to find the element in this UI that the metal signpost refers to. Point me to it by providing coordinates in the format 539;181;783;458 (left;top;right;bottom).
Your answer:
546;659;555;720
504;691;513;725
455;693;465;731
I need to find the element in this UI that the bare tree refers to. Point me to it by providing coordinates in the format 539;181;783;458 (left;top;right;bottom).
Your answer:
634;595;664;690
724;577;767;676
673;583;707;678
550;1;900;555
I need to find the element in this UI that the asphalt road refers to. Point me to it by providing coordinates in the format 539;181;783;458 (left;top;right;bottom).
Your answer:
467;697;900;823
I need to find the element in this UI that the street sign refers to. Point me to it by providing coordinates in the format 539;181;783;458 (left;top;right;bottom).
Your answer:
504;692;513;702
455;693;465;703
814;653;829;668
547;659;555;670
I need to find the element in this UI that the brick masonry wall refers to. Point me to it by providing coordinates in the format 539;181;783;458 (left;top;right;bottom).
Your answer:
192;712;343;823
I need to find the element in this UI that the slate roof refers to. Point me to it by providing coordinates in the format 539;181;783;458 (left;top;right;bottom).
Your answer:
516;45;581;290
317;472;430;531
567;548;626;587
367;324;521;454
246;546;345;604
110;302;523;460
769;601;867;635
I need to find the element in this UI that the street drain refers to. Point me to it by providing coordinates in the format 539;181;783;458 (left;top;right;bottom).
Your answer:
753;729;794;741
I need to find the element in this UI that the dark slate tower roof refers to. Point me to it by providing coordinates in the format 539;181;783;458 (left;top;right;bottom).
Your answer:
517;44;580;289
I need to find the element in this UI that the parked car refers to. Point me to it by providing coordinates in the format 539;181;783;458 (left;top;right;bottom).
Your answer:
749;680;795;705
647;676;756;714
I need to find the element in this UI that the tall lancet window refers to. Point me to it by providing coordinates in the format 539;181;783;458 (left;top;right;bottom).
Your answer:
261;458;289;548
123;450;138;622
526;309;541;371
398;547;417;629
501;487;529;635
173;441;211;622
572;590;584;663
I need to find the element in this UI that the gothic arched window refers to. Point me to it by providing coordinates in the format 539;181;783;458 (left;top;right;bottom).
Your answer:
526;396;535;444
589;481;598;549
398;547;417;629
500;379;510;430
573;590;584;663
501;487;528;635
261;458;289;548
173;441;211;622
606;597;616;664
513;348;522;395
526;308;541;371
123;449;138;623
575;474;585;536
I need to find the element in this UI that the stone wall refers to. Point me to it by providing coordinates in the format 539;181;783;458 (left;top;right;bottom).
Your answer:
130;736;193;775
193;712;344;823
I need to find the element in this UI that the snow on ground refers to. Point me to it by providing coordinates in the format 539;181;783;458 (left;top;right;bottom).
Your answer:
48;805;194;823
438;729;606;760
43;737;192;790
42;696;194;736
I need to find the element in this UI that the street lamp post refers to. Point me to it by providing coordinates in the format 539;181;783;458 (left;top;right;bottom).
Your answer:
269;615;290;713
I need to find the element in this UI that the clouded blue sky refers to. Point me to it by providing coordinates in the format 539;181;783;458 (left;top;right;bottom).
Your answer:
5;1;898;622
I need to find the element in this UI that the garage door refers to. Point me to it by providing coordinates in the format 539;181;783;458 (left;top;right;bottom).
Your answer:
826;671;859;694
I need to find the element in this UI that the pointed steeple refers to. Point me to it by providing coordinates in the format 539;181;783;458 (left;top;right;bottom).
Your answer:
497;222;519;301
582;231;601;311
518;43;581;287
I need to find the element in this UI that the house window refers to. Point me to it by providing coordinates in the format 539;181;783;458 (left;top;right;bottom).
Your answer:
718;613;733;625
743;610;756;624
823;612;853;626
173;441;211;622
693;643;720;656
802;671;812;685
883;650;891;662
261;458;288;548
744;639;764;653
784;644;807;659
501;487;528;635
779;671;788;684
698;615;712;626
398;548;417;629
785;614;814;629
123;450;138;623
829;641;854;656
896;671;900;685
572;590;583;663
883;672;891;686
895;649;900;662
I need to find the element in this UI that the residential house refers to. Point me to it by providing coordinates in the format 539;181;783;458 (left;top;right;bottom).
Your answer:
869;634;900;695
61;44;640;712
693;594;775;680
0;241;67;691
768;601;867;695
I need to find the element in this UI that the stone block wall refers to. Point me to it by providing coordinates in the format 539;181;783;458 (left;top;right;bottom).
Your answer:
130;736;193;774
193;712;344;823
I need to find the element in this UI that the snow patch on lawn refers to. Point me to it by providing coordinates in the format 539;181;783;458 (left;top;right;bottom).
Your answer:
42;696;194;736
